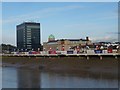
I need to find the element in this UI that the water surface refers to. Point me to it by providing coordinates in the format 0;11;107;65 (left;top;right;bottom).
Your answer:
2;67;118;88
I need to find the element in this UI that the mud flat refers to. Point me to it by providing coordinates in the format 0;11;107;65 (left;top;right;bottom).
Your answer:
1;56;118;75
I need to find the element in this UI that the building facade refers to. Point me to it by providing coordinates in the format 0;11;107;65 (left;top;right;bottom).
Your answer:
43;35;92;51
17;22;41;51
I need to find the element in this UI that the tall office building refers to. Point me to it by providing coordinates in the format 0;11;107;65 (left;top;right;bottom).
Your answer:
17;22;41;51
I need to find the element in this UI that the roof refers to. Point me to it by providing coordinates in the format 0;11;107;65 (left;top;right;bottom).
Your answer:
46;38;89;43
48;40;58;43
17;22;40;27
69;39;87;41
49;34;55;39
59;39;88;41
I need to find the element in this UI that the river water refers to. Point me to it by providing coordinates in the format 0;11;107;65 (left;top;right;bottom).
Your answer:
2;67;118;88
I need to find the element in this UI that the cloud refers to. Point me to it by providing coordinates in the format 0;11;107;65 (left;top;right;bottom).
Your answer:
64;22;116;33
106;32;120;34
91;36;118;42
2;5;84;24
62;22;118;42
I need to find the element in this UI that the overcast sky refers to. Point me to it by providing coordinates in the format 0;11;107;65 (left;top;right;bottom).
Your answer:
1;2;118;46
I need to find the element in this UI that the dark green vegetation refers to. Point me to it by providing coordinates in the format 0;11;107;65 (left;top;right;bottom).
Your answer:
0;44;16;53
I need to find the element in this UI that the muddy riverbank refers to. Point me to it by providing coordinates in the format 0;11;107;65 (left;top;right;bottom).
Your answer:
2;56;118;75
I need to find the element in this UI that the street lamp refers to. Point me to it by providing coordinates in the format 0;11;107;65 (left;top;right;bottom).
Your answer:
21;49;23;52
14;49;16;52
38;48;40;51
25;49;27;52
62;46;65;51
69;47;71;50
43;48;46;51
56;47;58;51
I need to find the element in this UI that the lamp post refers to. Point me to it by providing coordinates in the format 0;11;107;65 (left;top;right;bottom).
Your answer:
14;49;15;52
43;48;46;51
56;47;58;51
62;46;65;51
25;49;27;52
38;48;40;51
21;49;23;52
69;47;71;50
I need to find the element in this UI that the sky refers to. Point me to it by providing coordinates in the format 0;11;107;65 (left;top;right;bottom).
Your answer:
1;2;118;46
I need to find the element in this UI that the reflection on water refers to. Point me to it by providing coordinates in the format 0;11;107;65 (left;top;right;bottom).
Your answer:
0;67;2;89
2;67;118;88
17;69;40;88
41;72;118;88
2;67;18;88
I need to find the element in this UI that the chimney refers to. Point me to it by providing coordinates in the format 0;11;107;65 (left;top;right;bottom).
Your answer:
86;37;89;41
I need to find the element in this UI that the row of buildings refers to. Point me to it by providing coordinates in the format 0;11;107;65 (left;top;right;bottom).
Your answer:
16;22;92;51
43;34;92;51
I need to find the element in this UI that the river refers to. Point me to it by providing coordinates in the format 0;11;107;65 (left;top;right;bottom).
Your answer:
2;67;118;88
